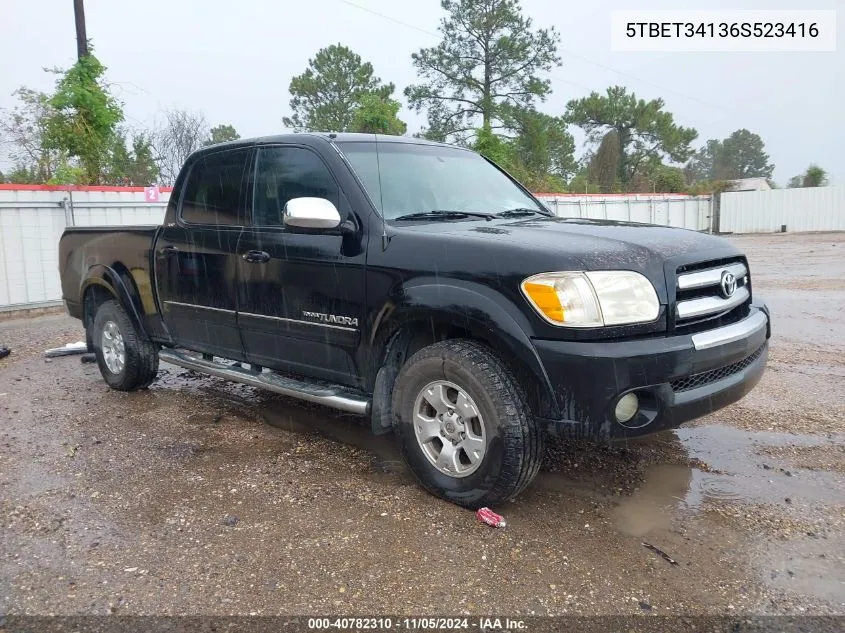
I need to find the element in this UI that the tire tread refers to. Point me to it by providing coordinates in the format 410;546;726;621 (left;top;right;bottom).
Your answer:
92;299;159;391
392;339;543;508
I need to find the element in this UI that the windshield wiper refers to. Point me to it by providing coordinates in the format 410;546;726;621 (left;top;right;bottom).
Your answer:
393;210;495;221
496;207;547;217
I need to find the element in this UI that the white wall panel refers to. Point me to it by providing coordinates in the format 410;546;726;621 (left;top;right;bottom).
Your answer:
535;194;712;231
721;186;845;233
0;189;168;310
4;186;842;311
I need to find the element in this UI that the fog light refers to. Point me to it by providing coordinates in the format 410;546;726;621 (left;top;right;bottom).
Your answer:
615;393;639;423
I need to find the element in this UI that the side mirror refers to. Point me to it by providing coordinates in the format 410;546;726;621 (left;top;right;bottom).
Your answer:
283;197;341;230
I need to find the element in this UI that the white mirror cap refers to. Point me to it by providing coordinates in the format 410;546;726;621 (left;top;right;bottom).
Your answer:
283;197;341;229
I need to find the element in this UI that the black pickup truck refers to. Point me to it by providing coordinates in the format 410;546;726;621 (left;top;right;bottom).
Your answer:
59;133;770;508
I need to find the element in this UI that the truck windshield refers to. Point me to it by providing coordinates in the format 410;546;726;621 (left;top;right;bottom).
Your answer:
337;141;548;220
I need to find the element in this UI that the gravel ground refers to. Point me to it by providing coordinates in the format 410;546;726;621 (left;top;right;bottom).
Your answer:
0;233;843;618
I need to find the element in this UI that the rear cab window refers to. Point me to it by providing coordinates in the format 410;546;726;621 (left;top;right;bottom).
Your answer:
179;148;251;226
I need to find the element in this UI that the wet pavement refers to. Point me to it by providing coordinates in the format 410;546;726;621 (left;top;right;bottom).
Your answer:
0;233;844;616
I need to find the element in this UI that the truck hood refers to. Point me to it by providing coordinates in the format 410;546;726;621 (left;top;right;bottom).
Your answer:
386;215;742;299
434;216;731;259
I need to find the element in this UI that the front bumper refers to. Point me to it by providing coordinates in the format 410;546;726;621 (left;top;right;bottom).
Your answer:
534;304;771;440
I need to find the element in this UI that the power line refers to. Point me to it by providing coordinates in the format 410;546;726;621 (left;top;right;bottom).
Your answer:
336;0;439;37
331;0;735;116
334;1;596;93
557;48;739;116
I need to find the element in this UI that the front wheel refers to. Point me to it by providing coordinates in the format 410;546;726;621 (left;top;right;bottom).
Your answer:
91;299;159;391
392;340;543;508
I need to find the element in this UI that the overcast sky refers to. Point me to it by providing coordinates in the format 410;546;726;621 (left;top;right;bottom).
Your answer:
1;0;842;185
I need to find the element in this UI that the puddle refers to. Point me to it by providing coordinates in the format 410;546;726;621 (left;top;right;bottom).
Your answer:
608;425;845;538
613;464;691;536
538;424;845;538
677;425;845;508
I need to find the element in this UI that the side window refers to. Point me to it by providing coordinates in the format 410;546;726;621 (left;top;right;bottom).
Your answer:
180;149;249;225
252;146;339;227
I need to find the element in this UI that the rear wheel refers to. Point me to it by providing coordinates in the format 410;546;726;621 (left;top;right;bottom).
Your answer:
91;299;159;391
392;340;543;508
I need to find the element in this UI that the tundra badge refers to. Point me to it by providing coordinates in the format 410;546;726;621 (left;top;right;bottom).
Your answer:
302;311;359;327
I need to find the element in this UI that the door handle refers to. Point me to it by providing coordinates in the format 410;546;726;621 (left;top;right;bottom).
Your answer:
159;245;179;256
242;250;271;263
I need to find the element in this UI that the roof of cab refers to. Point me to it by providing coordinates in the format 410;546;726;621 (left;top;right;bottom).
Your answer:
193;133;459;158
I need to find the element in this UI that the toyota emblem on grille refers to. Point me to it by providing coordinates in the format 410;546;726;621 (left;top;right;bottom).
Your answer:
720;271;737;298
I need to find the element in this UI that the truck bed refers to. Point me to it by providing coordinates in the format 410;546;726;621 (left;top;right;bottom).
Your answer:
59;225;161;320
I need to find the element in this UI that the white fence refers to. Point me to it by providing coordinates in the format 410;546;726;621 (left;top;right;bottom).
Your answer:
537;194;712;231
720;185;845;234
0;187;169;311
2;185;842;312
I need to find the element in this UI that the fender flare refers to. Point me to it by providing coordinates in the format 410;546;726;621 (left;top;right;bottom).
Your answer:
369;278;561;419
80;264;150;341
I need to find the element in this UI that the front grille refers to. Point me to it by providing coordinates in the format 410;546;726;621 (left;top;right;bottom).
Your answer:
674;257;751;333
671;345;765;392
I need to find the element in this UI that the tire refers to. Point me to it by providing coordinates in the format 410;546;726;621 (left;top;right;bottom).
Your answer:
392;340;543;508
91;299;159;391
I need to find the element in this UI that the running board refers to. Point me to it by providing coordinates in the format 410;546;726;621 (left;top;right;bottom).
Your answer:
159;349;370;415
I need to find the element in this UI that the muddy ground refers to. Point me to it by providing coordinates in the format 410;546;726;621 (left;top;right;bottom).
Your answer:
0;233;843;618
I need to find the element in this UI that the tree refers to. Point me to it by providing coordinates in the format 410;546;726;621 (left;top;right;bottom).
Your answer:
151;109;209;185
349;94;407;135
48;159;87;185
685;138;721;183
0;88;62;182
44;52;124;184
499;106;575;191
650;164;686;193
788;164;828;188
105;129;159;185
283;44;394;132
565;86;698;187
585;131;621;193
472;125;512;167
405;0;560;144
127;133;158;185
803;164;828;187
3;164;39;184
204;123;240;146
715;129;773;180
687;130;773;181
567;169;601;194
107;130;131;184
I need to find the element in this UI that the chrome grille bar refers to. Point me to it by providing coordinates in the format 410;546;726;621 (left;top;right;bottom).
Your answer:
691;310;767;350
677;262;747;291
676;286;750;320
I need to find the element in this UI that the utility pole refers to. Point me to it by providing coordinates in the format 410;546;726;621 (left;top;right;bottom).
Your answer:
73;0;88;59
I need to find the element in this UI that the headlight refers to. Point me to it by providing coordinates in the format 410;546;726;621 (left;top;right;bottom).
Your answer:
521;271;660;327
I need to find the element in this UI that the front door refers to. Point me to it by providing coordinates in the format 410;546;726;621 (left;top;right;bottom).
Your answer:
155;147;251;359
236;145;367;386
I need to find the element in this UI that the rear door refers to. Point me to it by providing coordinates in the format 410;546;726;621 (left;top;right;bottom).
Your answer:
154;147;251;359
236;144;366;386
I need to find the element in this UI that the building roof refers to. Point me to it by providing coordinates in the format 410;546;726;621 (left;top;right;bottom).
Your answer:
728;177;772;191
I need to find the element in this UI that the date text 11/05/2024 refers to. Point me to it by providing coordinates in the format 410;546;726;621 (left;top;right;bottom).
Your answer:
307;617;527;630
